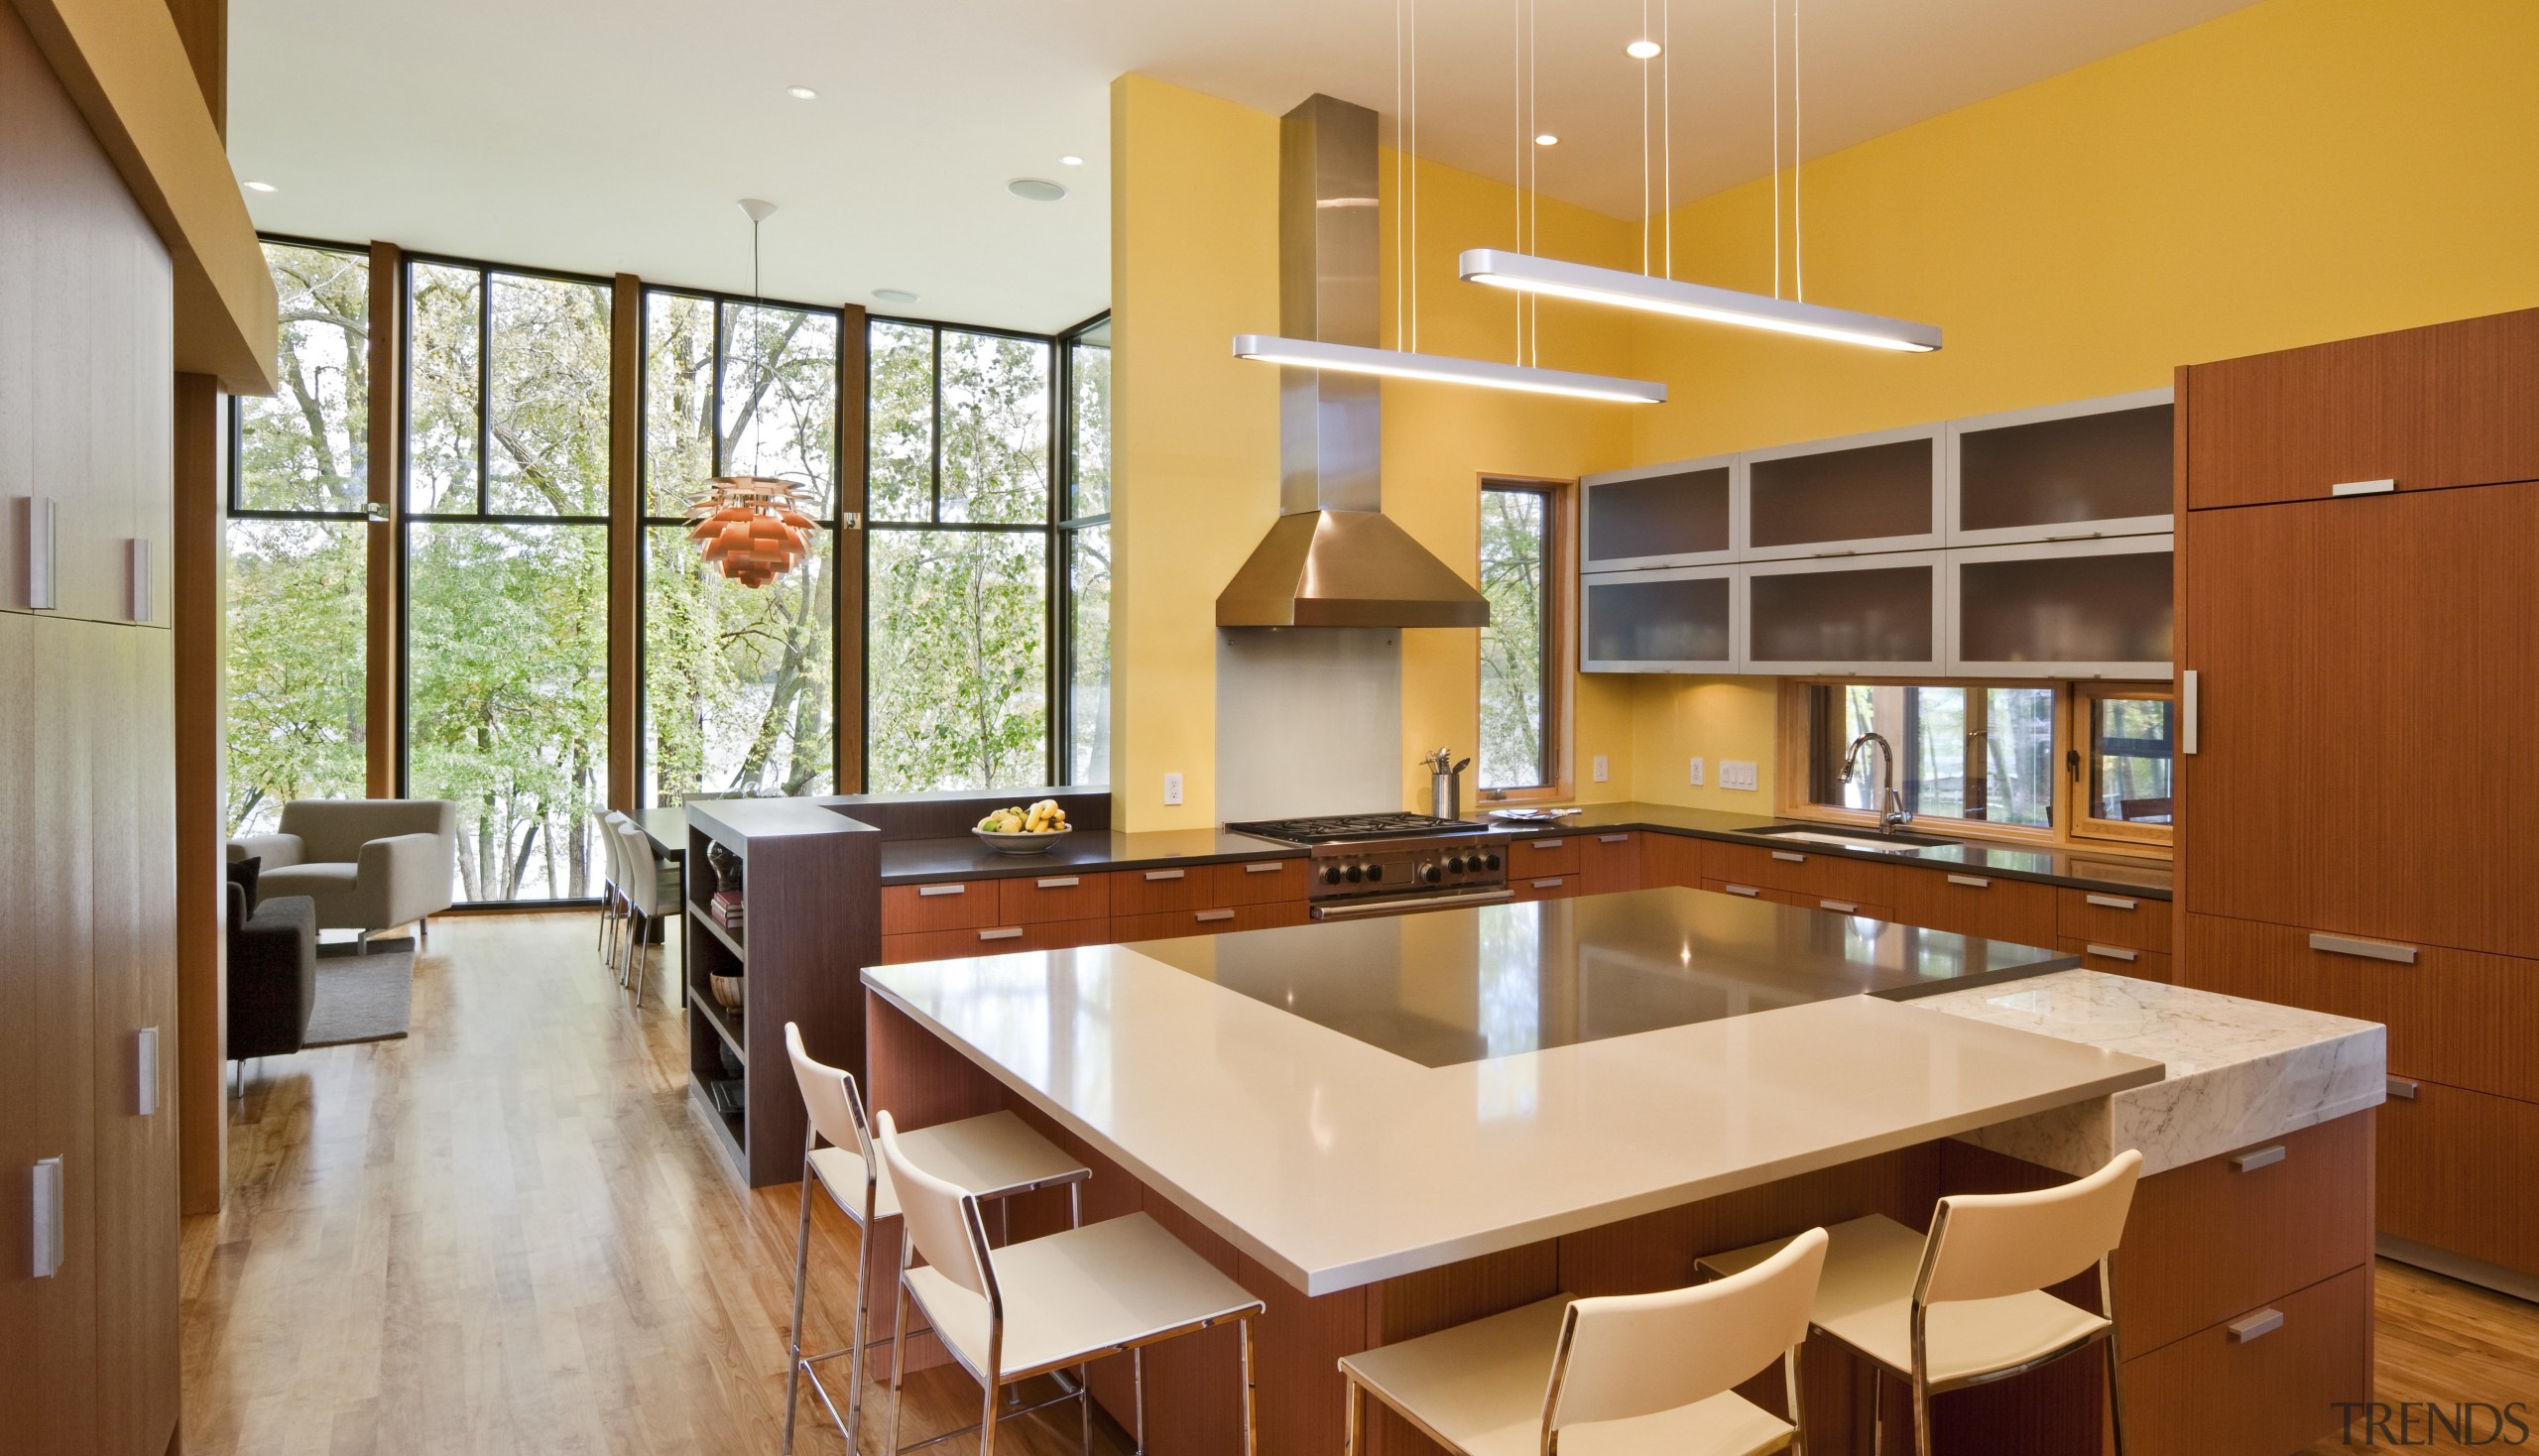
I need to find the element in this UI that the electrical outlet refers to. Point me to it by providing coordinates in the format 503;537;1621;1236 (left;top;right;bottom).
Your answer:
1721;760;1760;791
1591;754;1609;783
1162;772;1183;806
1687;757;1705;787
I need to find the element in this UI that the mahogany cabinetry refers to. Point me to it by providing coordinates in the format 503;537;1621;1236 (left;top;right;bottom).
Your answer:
882;859;1314;963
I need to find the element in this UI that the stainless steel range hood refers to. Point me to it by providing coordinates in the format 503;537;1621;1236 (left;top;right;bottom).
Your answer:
1216;93;1489;630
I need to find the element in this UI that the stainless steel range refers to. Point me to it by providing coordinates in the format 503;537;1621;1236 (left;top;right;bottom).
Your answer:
1222;812;1511;918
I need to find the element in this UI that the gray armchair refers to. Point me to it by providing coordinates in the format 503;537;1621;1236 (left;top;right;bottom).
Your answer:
229;798;458;950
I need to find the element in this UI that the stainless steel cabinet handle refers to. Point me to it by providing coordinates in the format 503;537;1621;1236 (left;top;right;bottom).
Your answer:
1724;883;1762;898
20;496;55;610
2181;669;2199;755
917;884;966;898
136;1027;159;1116
1531;878;1565;890
128;538;151;622
977;927;1024;941
1034;877;1080;889
1145;869;1185;882
2231;1144;2286;1173
2386;1077;2420;1100
1243;862;1285;874
2308;932;2417;965
1947;874;1992;889
2084;943;2140;963
2226;1308;2284;1343
1770;850;1807;864
1312;888;1512;918
1194;910;1236;923
1529;839;1563;850
2330;478;2396;497
2085;894;2138;910
32;1156;62;1277
1598;834;1630;844
1820;899;1859;913
2043;530;2105;542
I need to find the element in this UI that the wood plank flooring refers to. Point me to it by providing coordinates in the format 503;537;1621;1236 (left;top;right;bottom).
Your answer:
180;911;2539;1455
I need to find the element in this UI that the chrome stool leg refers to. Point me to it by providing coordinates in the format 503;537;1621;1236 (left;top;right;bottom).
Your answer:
784;1160;815;1455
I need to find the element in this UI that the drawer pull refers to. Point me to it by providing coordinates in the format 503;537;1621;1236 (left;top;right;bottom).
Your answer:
1034;877;1081;889
917;884;967;898
2308;932;2417;965
1145;869;1185;882
2084;894;2138;910
2386;1077;2420;1101
1819;900;1859;913
2226;1308;2284;1344
1598;834;1630;843
1194;909;1236;923
1243;862;1285;874
1724;883;1762;898
136;1027;160;1116
977;927;1024;941
2231;1144;2286;1173
32;1155;62;1277
1529;838;1563;850
2084;943;2139;963
2330;477;2396;497
1946;874;1992;889
1770;850;1807;864
1531;877;1566;890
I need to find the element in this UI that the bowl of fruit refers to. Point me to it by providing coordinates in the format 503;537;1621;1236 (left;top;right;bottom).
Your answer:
972;799;1073;855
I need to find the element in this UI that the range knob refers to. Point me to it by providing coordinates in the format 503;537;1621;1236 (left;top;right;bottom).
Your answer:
1322;865;1343;885
1445;855;1467;874
1484;852;1502;871
1422;864;1443;885
1367;864;1384;882
1345;864;1364;883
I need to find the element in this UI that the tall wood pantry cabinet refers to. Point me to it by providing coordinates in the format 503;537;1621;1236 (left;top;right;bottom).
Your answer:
0;7;185;1453
2176;305;2539;1281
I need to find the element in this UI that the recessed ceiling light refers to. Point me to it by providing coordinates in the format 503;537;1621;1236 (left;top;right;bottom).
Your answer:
786;85;817;100
1008;178;1067;202
243;180;277;192
874;288;920;304
1534;133;1558;147
1626;39;1662;59
1059;155;1085;167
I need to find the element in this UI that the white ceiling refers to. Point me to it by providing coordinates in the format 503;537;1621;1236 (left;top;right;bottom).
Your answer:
228;0;2253;335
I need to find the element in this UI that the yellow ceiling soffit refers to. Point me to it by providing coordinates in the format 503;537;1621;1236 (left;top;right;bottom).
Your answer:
10;0;279;395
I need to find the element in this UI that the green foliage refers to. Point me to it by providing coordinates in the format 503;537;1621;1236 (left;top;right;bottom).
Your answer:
1479;487;1549;789
237;245;369;513
225;521;366;833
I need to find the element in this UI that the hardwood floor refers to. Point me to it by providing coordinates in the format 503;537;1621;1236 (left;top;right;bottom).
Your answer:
181;911;2539;1456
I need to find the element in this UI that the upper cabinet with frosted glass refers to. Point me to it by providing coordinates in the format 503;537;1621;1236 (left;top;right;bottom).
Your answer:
1944;388;2175;546
1580;455;1739;571
1738;424;1945;559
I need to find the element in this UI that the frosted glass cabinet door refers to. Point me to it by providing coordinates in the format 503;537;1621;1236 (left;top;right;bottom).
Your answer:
1946;536;2174;677
1739;424;1944;559
1742;552;1943;672
1946;388;2176;546
1581;566;1740;672
1581;455;1739;569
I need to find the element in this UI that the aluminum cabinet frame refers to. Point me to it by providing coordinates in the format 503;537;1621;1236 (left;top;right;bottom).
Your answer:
1580;564;1744;673
1742;549;1947;675
1944;387;2177;548
1737;422;1947;561
1579;452;1743;572
1943;534;2175;679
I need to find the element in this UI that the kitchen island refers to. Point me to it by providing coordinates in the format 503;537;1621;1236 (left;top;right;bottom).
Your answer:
857;887;2380;1455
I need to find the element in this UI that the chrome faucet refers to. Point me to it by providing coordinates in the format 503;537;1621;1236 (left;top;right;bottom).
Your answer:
1842;732;1915;835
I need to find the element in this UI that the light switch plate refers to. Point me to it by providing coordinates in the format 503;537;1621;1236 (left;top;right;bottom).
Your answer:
1591;754;1609;783
1687;757;1705;787
1162;772;1183;806
1721;760;1760;790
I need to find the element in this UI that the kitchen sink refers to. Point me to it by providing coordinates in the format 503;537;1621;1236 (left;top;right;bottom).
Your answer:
1745;823;1959;854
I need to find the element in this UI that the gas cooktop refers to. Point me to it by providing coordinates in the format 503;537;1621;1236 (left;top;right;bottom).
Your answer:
1224;812;1483;845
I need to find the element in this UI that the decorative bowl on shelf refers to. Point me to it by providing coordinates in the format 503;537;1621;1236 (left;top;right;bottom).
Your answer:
971;825;1073;856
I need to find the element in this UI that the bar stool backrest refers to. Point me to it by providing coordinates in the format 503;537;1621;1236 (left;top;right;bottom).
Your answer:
875;1111;999;1301
1917;1148;2143;1305
783;1021;875;1168
614;821;667;918
1546;1225;1828;1438
598;810;632;897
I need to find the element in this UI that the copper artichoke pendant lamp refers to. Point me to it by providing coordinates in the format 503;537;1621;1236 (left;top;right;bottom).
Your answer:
689;198;816;589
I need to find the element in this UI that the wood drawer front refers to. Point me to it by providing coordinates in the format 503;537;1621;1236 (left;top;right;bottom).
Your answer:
997;872;1112;924
1109;865;1212;915
1207;857;1307;907
2119;1265;2370;1456
1512;872;1582;902
2114;1112;2374;1359
1508;836;1580;877
2379;1078;2539;1275
1890;867;2058;946
879;917;1111;964
1112;902;1306;942
2058;938;2173;984
1701;839;1818;895
1578;833;1641;896
1701;878;1811;911
2182;912;2539;1103
882;881;996;935
1641;833;1704;889
2056;887;2172;954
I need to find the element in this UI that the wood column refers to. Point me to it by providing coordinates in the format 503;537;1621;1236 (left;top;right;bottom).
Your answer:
364;241;401;796
173;372;226;1214
835;303;867;791
608;274;642;809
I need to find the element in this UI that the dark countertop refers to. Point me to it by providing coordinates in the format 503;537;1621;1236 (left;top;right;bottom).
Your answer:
878;799;2171;900
1125;885;2079;1067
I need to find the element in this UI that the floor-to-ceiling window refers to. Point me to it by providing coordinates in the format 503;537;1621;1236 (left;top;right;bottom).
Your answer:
640;289;840;804
226;240;372;834
1057;315;1111;787
402;259;613;902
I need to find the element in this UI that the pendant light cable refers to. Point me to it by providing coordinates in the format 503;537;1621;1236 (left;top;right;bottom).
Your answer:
1527;0;1539;363
1662;0;1673;279
1793;0;1804;301
1639;0;1650;276
1512;0;1523;362
1394;0;1405;352
1769;0;1780;299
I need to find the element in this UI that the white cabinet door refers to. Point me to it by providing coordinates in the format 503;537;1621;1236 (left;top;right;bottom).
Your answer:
1742;551;1943;673
1945;535;2174;678
1581;566;1740;673
1944;388;2174;546
1739;424;1944;560
1581;454;1739;570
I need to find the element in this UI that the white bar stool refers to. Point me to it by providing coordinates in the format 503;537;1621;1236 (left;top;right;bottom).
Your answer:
1338;1226;1828;1456
596;808;631;974
876;1108;1267;1456
609;819;678;1004
782;1024;1091;1456
1699;1149;2143;1456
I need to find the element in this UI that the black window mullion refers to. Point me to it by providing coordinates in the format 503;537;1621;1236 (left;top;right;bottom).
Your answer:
710;300;728;479
928;324;943;524
475;266;492;516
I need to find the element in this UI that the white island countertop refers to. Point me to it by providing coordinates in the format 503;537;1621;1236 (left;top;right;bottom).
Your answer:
865;936;2165;1295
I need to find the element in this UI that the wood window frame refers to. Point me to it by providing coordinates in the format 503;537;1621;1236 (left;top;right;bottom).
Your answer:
1773;676;2173;858
1475;475;1575;805
2069;682;2176;849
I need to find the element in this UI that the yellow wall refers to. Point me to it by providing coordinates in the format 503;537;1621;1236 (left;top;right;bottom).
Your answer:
1625;0;2539;808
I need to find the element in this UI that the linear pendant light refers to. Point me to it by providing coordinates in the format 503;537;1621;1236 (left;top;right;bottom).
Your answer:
1457;250;1942;353
1231;334;1666;405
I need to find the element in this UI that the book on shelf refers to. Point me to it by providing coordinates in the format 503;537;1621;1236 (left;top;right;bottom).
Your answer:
708;890;745;929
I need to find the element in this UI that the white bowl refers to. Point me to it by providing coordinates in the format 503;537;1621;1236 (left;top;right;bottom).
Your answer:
972;825;1073;856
